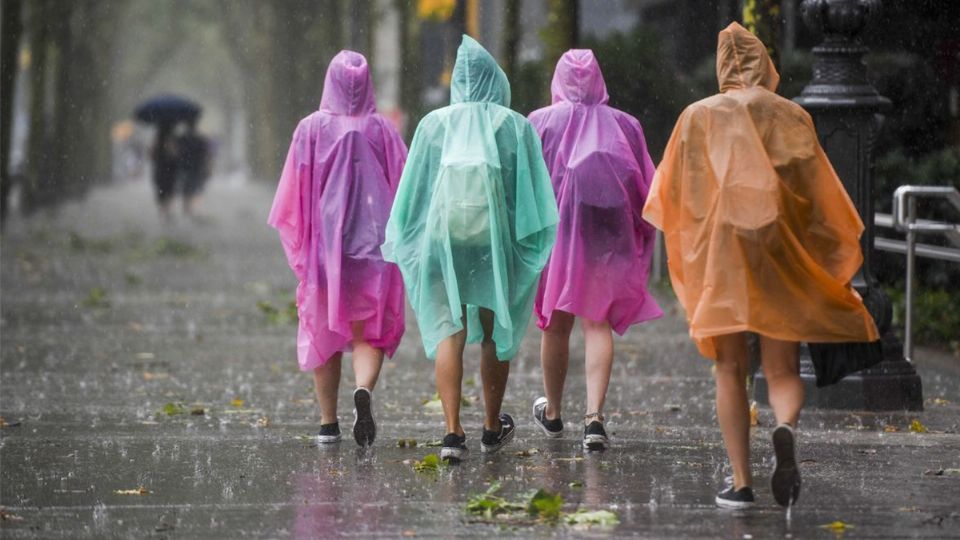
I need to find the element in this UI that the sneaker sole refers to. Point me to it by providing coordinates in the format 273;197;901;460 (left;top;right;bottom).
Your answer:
771;426;801;507
582;434;609;452
480;427;516;454
715;496;754;509
317;434;342;444
532;399;563;439
440;447;467;463
353;389;376;447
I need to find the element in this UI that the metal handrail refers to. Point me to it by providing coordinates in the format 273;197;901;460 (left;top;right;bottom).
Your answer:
890;185;960;363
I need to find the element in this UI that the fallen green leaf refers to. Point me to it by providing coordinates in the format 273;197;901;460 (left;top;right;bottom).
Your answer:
161;403;185;416
527;489;563;522
565;509;619;528
82;287;111;309
413;453;443;472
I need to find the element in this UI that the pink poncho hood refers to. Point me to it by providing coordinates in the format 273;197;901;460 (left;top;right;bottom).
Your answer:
268;50;407;371
529;49;662;333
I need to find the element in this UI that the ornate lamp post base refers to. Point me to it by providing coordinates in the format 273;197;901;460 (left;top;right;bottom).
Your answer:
755;0;923;411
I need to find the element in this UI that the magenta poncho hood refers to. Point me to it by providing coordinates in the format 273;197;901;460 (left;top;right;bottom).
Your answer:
529;49;662;333
268;50;407;371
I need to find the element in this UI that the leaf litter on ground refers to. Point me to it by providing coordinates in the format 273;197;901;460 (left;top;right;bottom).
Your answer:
465;482;618;528
82;287;110;309
114;487;149;496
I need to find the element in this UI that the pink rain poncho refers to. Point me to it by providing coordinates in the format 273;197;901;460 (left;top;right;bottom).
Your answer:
268;51;407;371
528;50;663;333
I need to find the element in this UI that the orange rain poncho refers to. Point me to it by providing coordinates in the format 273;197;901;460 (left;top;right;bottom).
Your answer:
642;22;880;361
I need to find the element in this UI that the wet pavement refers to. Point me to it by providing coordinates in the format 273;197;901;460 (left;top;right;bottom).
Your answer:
2;177;959;539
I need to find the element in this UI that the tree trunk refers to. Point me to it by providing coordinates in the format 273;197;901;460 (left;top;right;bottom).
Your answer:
396;0;421;140
1;0;24;224
541;0;578;102
23;0;50;211
743;0;782;70
501;0;520;82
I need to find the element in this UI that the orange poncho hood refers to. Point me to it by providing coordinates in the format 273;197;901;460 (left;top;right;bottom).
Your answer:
642;23;879;359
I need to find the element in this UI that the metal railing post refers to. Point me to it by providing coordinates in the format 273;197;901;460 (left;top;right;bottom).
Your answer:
904;195;916;362
890;185;960;364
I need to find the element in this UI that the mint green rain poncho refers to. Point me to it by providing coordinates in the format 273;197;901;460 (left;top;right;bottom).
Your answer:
382;35;558;360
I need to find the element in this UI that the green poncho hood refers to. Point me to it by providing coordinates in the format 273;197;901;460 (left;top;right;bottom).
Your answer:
451;35;511;107
382;35;557;360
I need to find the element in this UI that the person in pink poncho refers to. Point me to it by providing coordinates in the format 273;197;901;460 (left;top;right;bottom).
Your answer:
528;49;663;451
268;51;407;447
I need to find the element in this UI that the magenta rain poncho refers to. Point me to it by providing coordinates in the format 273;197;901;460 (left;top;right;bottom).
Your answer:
528;50;663;333
268;51;407;371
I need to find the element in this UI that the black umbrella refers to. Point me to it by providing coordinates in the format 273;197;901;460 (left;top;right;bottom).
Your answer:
134;94;202;126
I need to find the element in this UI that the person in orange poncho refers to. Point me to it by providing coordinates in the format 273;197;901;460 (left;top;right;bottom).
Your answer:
643;23;880;510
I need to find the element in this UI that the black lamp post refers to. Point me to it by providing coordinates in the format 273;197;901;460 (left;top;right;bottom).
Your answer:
755;0;923;410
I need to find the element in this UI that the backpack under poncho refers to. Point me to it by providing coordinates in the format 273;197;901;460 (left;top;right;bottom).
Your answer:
529;49;663;333
382;35;558;360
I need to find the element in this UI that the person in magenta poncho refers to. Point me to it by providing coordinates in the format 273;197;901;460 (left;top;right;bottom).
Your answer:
268;51;407;447
528;49;663;451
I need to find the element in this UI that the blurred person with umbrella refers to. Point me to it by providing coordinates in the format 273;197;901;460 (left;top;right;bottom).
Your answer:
176;118;212;218
134;94;201;221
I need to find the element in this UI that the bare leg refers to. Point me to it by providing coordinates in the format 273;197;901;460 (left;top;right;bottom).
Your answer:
759;336;803;427
540;311;575;420
350;321;384;391
313;353;343;425
479;308;510;431
582;318;614;421
714;333;752;490
436;308;467;436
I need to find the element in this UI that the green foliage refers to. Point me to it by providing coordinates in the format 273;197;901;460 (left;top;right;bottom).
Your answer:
161;402;186;416
527;489;563;522
465;482;619;529
68;231;115;253
565;509;620;528
465;482;525;520
82;287;110;309
874;148;960;337
887;286;960;349
257;300;298;326
412;453;443;473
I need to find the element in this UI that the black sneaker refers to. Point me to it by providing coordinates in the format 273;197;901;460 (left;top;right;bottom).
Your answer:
771;423;802;507
317;422;341;444
715;485;755;509
532;397;563;438
582;420;609;451
480;413;516;454
439;433;468;463
352;387;376;447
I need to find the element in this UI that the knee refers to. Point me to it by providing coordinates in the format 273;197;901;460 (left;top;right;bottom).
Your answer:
545;316;575;336
581;318;610;335
714;356;744;378
763;362;799;383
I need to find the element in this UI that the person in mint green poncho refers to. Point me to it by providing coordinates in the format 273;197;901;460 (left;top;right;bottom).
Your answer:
382;36;558;462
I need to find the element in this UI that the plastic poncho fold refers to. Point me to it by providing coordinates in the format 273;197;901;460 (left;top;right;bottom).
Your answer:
382;35;558;360
529;49;663;333
268;50;407;371
642;23;879;360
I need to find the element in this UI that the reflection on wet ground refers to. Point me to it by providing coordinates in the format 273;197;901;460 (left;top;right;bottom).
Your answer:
2;178;959;537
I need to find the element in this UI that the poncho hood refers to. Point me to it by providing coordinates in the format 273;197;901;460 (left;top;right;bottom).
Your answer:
320;50;376;116
716;22;780;93
451;35;511;107
550;49;609;105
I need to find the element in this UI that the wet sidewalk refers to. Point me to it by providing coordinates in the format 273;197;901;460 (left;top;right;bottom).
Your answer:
2;177;959;538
